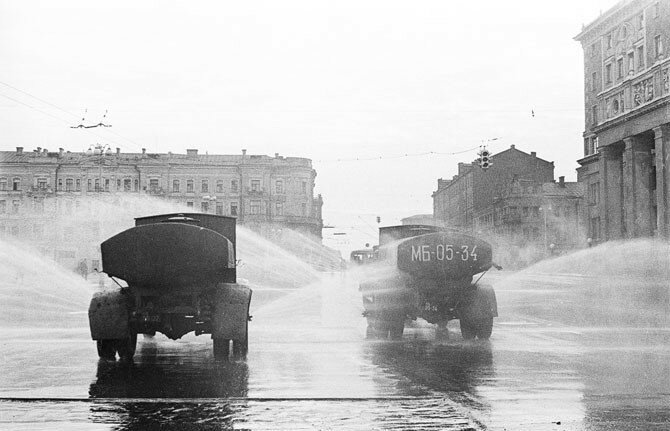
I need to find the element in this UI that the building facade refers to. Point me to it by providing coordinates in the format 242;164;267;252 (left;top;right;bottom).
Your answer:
0;146;323;268
433;145;585;255
575;0;670;241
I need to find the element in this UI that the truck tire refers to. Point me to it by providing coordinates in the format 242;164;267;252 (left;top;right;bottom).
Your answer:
115;333;137;360
232;321;249;358
475;317;493;339
213;338;230;359
96;340;116;360
389;319;404;340
460;319;476;340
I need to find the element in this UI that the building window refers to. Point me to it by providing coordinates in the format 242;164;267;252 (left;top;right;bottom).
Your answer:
617;58;624;79
125;179;132;191
12;178;20;191
94;179;100;192
187;180;194;193
201;201;209;213
250;200;261;214
637;45;645;69
0;178;6;190
104;178;110;192
250;180;261;192
87;179;92;191
134;179;139;191
201;179;208;193
76;178;81;191
216;202;223;215
627;52;634;74
605;63;612;83
590;217;601;240
590;42;597;57
37;178;48;190
231;180;239;193
149;178;159;192
301;181;307;194
230;202;238;216
592;105;598;125
216;180;223;193
275;202;284;216
591;72;597;91
12;200;20;213
655;35;663;59
172;179;179;192
65;178;73;191
654;2;659;18
275;180;284;194
639;13;644;28
58;178;64;191
588;182;600;204
0;200;5;213
186;201;194;208
606;34;612;49
116;179;121;189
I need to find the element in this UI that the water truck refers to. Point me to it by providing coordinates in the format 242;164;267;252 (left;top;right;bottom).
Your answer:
360;225;499;340
88;213;252;360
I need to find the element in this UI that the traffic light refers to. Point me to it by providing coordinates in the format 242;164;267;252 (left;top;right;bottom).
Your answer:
479;149;492;169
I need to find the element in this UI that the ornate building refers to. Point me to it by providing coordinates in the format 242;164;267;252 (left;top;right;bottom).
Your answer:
0;146;323;268
575;0;670;241
432;145;585;257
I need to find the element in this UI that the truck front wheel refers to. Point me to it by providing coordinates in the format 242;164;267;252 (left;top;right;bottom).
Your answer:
96;340;116;360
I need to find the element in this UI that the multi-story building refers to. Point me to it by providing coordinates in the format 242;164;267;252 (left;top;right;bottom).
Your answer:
433;145;585;253
0;146;323;268
575;0;670;241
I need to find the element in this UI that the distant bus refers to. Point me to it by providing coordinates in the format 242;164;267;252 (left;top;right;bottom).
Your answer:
350;249;376;265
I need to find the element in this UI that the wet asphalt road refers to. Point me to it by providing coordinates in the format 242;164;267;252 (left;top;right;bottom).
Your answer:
1;265;669;430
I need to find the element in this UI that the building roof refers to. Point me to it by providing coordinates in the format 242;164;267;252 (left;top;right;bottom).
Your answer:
0;149;313;167
574;0;651;41
541;182;585;198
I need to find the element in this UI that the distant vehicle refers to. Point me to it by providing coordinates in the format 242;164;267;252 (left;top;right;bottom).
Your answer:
88;213;252;360
350;249;376;265
359;225;499;340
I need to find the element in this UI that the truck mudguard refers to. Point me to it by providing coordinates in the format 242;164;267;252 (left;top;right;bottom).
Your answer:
88;288;130;340
211;283;252;341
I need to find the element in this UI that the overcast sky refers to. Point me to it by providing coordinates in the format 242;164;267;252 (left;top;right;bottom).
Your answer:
1;0;616;253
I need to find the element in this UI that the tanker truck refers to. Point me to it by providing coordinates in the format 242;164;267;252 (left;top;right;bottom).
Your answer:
88;213;252;360
360;225;499;340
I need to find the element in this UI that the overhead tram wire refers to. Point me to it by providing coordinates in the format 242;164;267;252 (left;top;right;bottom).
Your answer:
0;80;144;152
315;144;487;164
0;91;130;150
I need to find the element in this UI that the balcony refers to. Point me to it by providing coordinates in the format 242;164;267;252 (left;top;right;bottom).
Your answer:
595;59;669;128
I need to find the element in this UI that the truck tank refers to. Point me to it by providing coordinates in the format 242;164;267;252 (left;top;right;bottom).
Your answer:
360;225;498;340
88;213;251;361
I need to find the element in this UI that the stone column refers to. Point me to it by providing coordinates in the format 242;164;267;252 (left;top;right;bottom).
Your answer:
623;136;653;237
654;125;670;238
598;145;624;240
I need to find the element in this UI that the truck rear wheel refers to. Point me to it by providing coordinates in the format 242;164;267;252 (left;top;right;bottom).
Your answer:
475;317;493;339
115;334;137;360
460;319;476;340
232;321;249;358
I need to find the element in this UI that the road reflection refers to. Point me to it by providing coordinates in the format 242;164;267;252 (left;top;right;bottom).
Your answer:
89;337;249;399
364;337;494;406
